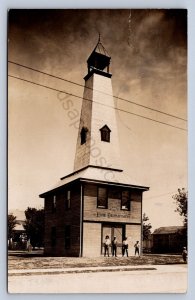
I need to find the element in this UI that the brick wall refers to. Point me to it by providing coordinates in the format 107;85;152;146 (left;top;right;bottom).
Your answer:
44;182;81;256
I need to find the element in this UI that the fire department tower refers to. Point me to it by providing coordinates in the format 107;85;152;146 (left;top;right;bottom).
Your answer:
39;37;149;257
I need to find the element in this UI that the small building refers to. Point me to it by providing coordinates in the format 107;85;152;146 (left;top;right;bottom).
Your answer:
39;37;149;257
8;210;26;249
152;226;186;253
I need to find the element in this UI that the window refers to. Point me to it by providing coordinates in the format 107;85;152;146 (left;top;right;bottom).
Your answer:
97;187;108;208
51;226;56;247
65;190;71;210
100;125;111;142
80;127;88;145
52;195;56;213
64;225;71;249
121;190;130;210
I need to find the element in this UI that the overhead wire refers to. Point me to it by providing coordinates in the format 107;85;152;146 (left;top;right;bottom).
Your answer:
8;60;187;122
8;74;187;132
144;190;179;200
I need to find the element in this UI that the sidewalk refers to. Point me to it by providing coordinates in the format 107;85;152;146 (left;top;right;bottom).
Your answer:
8;265;156;276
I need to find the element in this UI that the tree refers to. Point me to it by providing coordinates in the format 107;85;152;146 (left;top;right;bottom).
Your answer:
142;213;152;240
172;188;188;228
8;214;17;239
172;188;187;248
24;207;45;248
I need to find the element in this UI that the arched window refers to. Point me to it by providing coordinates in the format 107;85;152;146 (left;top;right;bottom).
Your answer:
100;125;111;142
80;127;88;145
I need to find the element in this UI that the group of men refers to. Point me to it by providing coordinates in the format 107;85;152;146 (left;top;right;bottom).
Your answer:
104;235;139;257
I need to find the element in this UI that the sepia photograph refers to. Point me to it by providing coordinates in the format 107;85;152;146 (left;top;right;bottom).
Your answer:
8;9;187;293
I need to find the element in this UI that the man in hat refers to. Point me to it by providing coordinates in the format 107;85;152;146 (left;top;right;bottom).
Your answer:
112;236;117;257
134;241;140;256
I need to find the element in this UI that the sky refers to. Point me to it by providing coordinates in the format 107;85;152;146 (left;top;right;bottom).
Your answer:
8;9;187;230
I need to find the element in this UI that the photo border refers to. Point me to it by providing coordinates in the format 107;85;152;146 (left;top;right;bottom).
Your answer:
1;0;195;299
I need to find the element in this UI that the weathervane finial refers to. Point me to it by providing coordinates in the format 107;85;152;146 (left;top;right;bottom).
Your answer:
98;32;101;43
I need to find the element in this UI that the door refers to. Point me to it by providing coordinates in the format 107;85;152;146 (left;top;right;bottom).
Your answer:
113;225;123;255
102;224;124;255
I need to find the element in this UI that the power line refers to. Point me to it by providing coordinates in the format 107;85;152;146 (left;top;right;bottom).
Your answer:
8;74;187;132
8;60;187;122
144;190;178;200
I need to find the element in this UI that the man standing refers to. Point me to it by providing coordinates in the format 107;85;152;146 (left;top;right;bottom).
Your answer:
112;236;117;257
134;241;140;256
104;235;111;257
122;237;128;257
182;247;187;263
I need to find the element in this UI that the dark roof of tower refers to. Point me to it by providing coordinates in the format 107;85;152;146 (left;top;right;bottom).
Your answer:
92;38;110;57
87;35;111;63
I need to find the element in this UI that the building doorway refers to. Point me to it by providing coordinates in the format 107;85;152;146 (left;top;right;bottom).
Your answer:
102;223;125;255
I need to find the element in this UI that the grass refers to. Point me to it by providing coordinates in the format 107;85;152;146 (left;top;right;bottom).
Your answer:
8;250;184;270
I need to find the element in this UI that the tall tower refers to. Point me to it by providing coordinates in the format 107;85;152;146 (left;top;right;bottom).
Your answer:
74;37;122;172
40;37;149;258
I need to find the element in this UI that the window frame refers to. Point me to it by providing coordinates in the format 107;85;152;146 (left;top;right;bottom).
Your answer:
97;186;108;209
121;190;131;211
100;125;111;143
52;195;57;213
65;190;71;210
80;127;88;145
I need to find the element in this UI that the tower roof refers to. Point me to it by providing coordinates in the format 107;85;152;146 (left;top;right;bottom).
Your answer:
91;34;110;57
87;35;111;73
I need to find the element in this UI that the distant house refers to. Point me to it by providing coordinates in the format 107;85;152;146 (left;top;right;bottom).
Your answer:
8;210;26;248
152;226;186;253
14;221;26;240
9;210;25;234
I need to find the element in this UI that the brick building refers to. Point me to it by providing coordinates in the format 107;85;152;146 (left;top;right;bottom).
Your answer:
39;38;149;256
